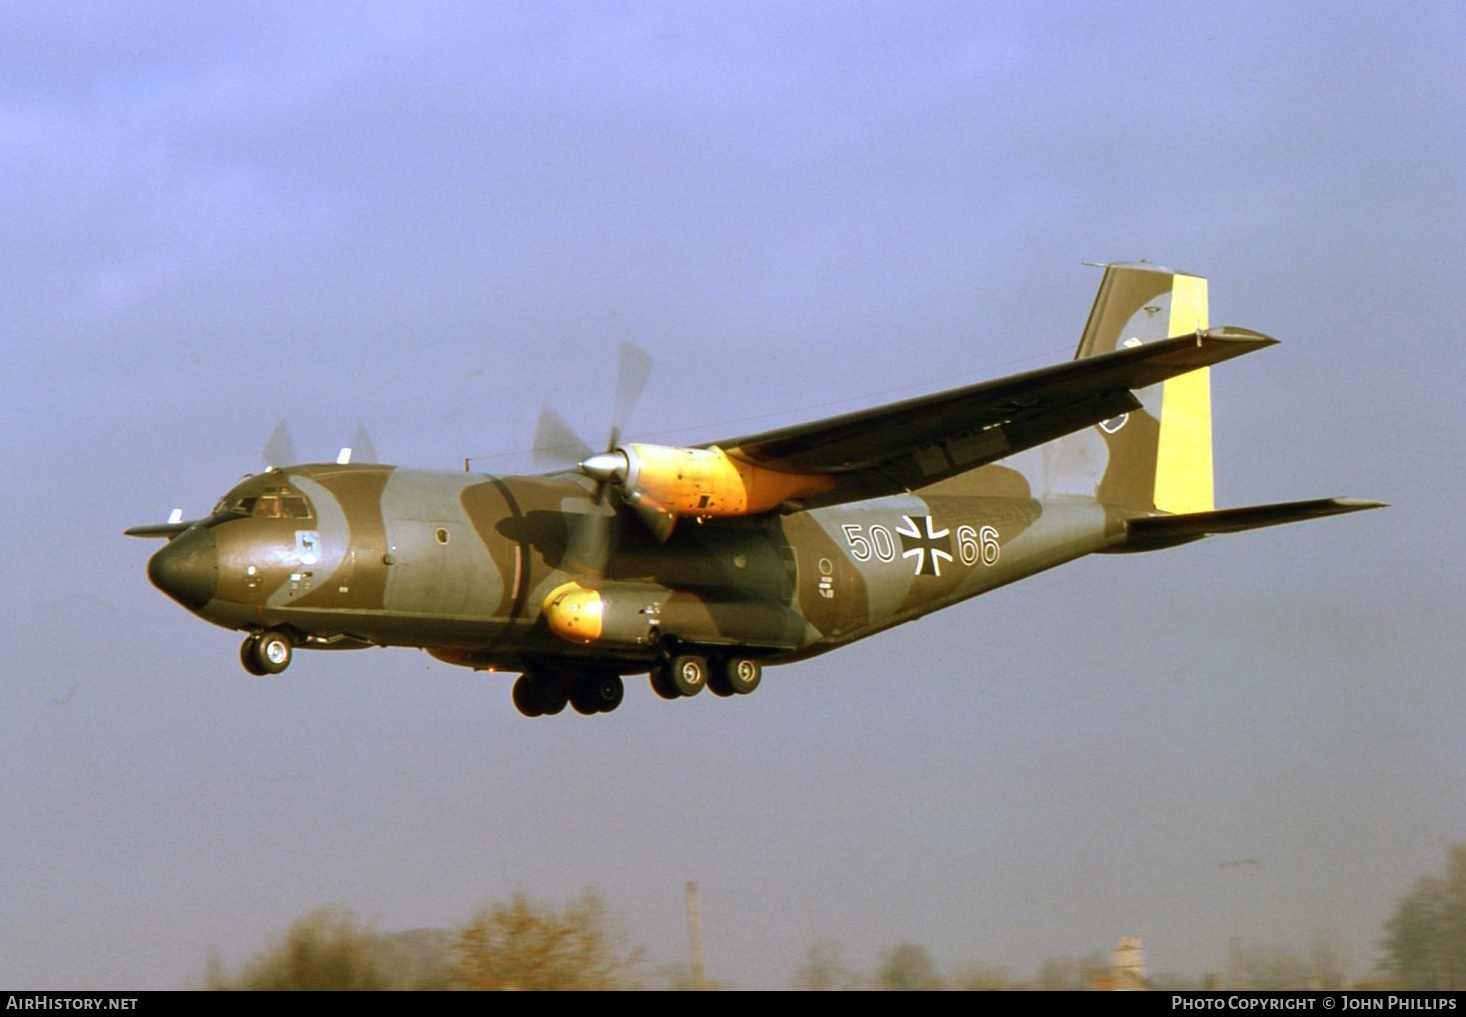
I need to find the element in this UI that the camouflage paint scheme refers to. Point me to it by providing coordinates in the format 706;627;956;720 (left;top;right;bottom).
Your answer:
131;263;1382;716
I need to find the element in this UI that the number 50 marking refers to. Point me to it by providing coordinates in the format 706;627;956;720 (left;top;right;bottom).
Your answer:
956;524;1000;566
840;523;897;562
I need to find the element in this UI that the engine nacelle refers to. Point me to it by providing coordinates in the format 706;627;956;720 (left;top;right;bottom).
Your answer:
542;581;663;647
541;580;803;651
583;443;833;518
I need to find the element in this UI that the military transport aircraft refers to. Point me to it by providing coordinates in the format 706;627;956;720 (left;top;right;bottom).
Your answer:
128;262;1381;717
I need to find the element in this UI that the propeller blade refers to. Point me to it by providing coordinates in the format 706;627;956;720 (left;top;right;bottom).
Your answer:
634;504;677;543
262;420;298;468
349;422;378;464
563;501;621;576
533;405;595;469
608;341;652;451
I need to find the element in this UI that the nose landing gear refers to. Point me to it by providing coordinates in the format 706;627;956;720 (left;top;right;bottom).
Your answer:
240;630;293;676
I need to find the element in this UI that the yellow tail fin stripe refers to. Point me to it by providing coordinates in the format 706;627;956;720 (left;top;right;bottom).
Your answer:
1154;273;1214;514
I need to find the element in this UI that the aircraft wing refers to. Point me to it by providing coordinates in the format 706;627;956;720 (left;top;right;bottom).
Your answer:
718;328;1275;485
124;521;194;538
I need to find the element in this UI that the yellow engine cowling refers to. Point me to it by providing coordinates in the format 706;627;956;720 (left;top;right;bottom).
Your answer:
542;581;662;646
541;580;804;650
619;443;833;517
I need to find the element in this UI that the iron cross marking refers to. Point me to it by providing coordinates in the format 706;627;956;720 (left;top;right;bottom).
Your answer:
897;515;953;577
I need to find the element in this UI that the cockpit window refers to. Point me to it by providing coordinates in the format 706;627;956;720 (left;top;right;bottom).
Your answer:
212;495;256;517
211;488;312;520
253;494;312;519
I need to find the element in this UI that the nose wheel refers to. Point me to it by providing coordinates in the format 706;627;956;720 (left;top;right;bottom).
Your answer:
240;631;293;676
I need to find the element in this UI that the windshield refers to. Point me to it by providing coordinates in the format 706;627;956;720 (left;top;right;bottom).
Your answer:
211;485;314;520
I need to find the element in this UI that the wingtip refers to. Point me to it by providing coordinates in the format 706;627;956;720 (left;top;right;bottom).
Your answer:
1208;326;1279;347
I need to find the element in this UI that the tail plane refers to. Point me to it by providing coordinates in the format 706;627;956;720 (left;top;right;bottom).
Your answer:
1046;262;1213;513
1047;262;1383;546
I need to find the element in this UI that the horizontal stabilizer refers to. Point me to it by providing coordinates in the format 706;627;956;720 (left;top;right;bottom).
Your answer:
1120;497;1386;551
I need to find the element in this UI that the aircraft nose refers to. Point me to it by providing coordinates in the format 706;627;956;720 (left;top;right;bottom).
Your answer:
147;526;218;611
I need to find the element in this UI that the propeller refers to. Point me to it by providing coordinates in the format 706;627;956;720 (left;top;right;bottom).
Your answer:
532;405;595;469
262;419;298;468
263;419;379;467
531;342;658;570
532;342;651;471
347;422;378;464
336;422;379;464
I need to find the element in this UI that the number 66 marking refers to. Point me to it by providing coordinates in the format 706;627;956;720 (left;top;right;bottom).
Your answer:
956;524;1000;566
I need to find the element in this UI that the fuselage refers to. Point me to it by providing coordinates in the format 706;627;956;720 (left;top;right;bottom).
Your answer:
146;462;1128;674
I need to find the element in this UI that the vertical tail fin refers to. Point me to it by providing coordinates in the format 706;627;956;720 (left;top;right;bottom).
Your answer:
1043;262;1214;514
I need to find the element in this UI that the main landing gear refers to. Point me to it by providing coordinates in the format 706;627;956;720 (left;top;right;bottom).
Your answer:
513;668;625;718
511;652;763;718
240;630;293;676
650;653;761;700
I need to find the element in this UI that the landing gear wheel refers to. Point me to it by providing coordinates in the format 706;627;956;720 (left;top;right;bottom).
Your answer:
649;665;681;700
240;636;268;677
724;656;762;695
571;672;625;715
244;630;292;675
707;670;735;697
512;674;546;718
538;675;568;716
670;654;708;697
